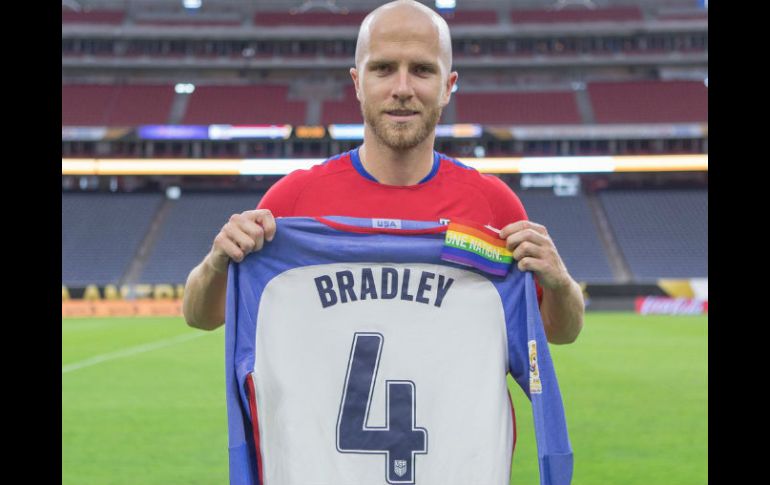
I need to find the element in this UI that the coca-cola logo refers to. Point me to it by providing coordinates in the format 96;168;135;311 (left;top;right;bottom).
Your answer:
636;297;707;315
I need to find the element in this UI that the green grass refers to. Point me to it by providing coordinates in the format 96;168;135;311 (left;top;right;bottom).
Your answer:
62;312;707;485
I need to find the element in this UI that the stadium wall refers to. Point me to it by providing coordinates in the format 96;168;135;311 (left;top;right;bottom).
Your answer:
61;279;708;316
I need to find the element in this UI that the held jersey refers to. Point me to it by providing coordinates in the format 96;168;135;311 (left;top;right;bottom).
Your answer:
225;216;573;485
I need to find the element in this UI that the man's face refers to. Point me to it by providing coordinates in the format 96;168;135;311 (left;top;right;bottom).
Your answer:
352;13;457;151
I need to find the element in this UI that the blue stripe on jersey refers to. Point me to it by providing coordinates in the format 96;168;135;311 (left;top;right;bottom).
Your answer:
436;151;474;170
350;146;442;184
321;150;349;165
350;147;379;182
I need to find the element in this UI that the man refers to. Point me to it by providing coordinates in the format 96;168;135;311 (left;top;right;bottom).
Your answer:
183;0;584;345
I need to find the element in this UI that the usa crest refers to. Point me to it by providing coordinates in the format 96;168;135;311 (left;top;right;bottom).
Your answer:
528;340;542;394
394;459;407;478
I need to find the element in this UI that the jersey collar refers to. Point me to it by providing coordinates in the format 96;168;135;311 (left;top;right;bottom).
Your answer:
350;146;441;185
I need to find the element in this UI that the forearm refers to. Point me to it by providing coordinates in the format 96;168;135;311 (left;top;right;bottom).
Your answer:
540;278;584;344
182;254;228;331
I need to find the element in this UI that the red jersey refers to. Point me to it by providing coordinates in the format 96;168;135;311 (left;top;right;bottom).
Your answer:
258;148;544;302
258;147;528;229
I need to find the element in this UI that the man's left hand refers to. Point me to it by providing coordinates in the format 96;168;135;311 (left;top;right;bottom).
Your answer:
499;220;571;290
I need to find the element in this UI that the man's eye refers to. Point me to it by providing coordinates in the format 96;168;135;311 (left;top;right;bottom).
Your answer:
374;65;391;73
416;66;433;74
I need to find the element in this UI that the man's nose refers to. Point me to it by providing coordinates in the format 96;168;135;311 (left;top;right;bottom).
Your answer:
392;67;414;100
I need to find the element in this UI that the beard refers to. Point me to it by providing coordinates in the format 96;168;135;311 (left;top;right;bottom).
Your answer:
362;100;442;151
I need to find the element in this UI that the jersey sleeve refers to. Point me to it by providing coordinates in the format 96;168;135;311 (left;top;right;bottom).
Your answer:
225;262;261;485
256;169;312;217
483;174;528;229
484;175;544;304
506;272;573;485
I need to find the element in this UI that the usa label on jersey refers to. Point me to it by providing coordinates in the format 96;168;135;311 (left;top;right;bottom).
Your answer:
529;340;542;394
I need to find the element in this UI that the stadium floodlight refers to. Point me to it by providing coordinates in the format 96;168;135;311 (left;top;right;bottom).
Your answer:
451;82;458;94
174;83;195;94
436;0;456;8
166;186;182;200
183;0;202;10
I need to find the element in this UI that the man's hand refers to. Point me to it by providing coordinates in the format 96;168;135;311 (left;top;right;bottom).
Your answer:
499;220;584;344
183;209;276;331
207;209;277;273
499;220;570;291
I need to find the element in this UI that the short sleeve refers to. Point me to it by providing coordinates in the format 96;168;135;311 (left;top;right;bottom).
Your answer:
256;170;311;217
483;175;543;304
482;174;529;229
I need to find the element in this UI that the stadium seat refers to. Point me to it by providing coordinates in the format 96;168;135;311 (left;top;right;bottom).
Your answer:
454;91;581;125
182;85;308;125
62;193;163;286
138;193;265;284
517;191;616;283
588;80;708;124
598;189;707;279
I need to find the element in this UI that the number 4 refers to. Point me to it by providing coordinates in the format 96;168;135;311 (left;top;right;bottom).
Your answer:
336;333;428;484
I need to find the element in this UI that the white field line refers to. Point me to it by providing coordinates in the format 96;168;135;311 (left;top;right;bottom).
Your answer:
62;332;209;374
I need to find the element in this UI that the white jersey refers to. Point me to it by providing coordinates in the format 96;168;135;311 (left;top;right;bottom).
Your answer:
225;217;572;485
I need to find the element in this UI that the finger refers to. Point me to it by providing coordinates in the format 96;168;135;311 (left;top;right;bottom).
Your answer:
223;222;263;254
499;220;548;240
214;233;245;263
511;240;543;262
517;256;543;274
239;209;277;242
254;210;277;242
505;229;550;252
230;214;263;243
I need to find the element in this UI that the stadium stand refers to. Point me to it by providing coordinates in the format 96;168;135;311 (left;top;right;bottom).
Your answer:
62;84;176;126
62;193;163;286
588;80;708;124
517;191;616;283
510;6;643;24
61;9;125;24
598;189;707;280
253;11;367;26
182;85;307;125
138;193;263;284
133;18;243;27
440;10;499;24
454;90;581;125
321;85;361;125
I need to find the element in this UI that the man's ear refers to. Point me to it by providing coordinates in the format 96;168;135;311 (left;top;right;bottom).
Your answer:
442;71;459;107
350;67;361;101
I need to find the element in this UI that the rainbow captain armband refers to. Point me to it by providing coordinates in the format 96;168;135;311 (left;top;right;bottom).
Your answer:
440;222;513;276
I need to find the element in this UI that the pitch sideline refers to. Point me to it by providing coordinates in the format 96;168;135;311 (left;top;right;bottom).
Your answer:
62;331;210;374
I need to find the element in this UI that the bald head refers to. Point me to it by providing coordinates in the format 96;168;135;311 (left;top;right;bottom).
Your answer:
355;0;453;75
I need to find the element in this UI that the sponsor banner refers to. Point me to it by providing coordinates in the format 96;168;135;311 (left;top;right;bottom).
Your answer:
658;278;709;299
62;284;184;300
635;297;708;315
62;299;182;317
509;123;706;140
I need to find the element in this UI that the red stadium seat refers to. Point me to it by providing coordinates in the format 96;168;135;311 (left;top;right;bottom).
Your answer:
511;6;642;24
182;85;307;125
254;11;367;26
321;86;362;125
588;80;707;123
61;9;125;25
62;84;175;126
454;91;581;125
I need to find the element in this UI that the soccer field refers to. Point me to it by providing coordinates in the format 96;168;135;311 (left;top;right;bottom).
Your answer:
62;312;708;485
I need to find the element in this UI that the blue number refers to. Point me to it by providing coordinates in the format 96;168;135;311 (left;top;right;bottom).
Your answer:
336;333;428;484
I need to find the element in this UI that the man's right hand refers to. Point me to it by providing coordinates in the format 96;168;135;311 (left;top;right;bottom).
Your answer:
206;209;277;273
183;209;276;330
